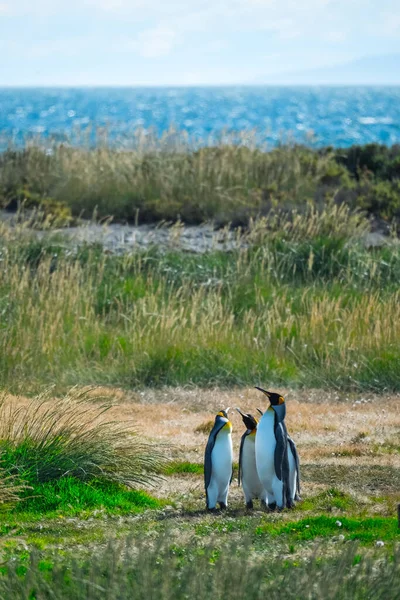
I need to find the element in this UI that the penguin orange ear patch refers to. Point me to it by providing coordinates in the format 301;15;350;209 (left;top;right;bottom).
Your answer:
278;396;285;404
217;411;225;417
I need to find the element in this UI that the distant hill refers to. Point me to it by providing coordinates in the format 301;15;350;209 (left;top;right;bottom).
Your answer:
260;54;400;85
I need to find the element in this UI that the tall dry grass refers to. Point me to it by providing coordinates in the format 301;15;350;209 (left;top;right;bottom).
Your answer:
2;133;400;225
0;136;342;225
1;205;400;390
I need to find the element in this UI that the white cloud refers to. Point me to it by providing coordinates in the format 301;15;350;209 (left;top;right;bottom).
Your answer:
148;0;338;41
205;40;229;53
84;0;147;10
29;39;83;58
90;0;125;9
135;26;177;58
324;30;347;42
380;11;400;35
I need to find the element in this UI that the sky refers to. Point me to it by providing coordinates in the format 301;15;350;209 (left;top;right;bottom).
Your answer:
0;0;400;86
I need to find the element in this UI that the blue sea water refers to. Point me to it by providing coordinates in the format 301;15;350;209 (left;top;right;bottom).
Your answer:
0;86;400;148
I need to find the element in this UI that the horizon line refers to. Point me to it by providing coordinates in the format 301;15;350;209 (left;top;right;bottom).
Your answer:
1;82;400;89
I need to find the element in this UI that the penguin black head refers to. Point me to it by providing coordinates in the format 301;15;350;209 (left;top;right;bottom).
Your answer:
254;387;286;422
254;387;285;405
235;408;258;431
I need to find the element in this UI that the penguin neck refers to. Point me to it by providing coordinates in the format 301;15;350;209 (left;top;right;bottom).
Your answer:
246;429;256;443
263;408;279;432
262;408;275;427
220;421;232;434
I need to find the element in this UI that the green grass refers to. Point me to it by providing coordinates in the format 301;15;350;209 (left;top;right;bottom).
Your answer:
195;514;399;546
14;477;162;515
1;532;398;599
261;515;399;544
164;461;241;476
298;488;358;512
164;461;204;475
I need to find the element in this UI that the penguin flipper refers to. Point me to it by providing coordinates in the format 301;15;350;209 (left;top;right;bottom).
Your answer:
204;418;227;494
274;422;287;482
274;423;292;508
238;430;250;486
288;436;301;497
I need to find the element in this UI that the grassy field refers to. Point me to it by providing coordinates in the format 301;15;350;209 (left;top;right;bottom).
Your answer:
0;137;399;597
0;387;398;597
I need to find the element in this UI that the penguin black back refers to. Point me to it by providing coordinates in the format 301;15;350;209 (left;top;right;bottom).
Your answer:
236;408;258;485
204;410;231;494
255;386;300;508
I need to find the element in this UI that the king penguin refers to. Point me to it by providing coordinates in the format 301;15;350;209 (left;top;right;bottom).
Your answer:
204;409;233;511
254;388;300;509
236;408;267;509
256;407;301;503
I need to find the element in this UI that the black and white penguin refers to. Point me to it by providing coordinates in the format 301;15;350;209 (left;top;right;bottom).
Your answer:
204;409;233;510
256;407;301;502
236;408;267;509
254;388;300;509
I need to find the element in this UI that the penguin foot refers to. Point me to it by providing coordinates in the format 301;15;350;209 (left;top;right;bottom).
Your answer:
219;502;227;510
207;507;217;512
268;502;277;512
295;494;302;502
246;501;254;510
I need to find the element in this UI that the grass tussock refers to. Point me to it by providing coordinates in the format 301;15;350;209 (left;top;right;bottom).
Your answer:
194;420;215;435
0;469;27;511
0;388;167;511
1;534;399;600
1;137;400;226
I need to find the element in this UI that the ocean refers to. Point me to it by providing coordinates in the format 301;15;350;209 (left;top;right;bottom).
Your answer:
1;86;399;148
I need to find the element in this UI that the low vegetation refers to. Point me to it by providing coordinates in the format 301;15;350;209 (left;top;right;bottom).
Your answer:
0;135;399;226
1;533;399;599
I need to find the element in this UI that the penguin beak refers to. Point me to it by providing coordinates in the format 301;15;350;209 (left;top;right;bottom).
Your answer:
254;387;271;398
256;408;263;416
225;407;231;414
235;407;245;416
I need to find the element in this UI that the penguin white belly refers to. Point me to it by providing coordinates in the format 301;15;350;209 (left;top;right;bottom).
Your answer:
242;435;265;503
207;429;233;508
255;410;283;507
